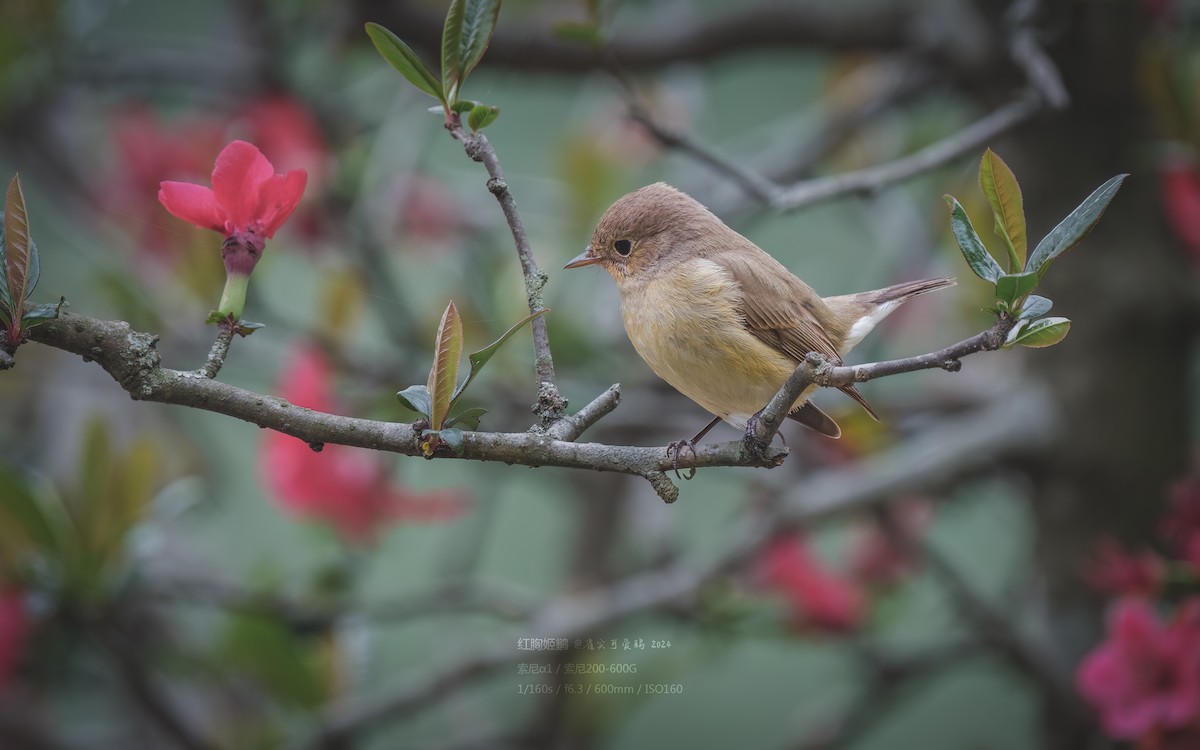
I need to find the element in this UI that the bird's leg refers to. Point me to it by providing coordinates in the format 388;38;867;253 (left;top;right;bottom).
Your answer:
742;413;787;466
666;416;721;480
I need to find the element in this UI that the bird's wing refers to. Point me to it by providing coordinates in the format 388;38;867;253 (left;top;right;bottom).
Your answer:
714;250;879;421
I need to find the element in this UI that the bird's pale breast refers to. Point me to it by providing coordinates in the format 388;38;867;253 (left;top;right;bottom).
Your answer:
617;258;812;428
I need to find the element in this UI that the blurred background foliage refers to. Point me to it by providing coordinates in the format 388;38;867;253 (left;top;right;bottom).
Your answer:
0;0;1196;748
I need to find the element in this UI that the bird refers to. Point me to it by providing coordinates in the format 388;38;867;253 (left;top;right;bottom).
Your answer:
564;182;955;449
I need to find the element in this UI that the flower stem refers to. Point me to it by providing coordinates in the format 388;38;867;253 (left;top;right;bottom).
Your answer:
217;273;250;320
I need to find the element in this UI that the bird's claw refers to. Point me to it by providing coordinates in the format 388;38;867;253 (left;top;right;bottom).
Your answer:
742;415;787;466
665;439;698;480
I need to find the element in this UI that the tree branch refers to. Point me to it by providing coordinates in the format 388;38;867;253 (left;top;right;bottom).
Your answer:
631;87;1044;213
446;119;566;422
25;310;1020;504
356;1;924;75
94;624;214;750
770;91;1044;211
197;320;235;379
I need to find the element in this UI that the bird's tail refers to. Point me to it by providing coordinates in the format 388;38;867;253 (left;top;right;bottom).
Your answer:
857;277;957;306
825;277;956;355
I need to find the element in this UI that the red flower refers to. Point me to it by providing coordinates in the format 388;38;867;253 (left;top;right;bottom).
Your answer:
1161;164;1200;262
260;343;466;543
846;500;932;587
239;97;329;188
757;535;865;633
236;96;330;239
393;173;462;243
106;105;225;263
0;588;28;691
159;140;307;317
1084;538;1165;598
1077;598;1200;740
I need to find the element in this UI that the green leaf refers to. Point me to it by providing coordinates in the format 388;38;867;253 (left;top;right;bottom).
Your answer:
396;385;433;420
234;320;266;336
453;308;549;403
446;406;487;431
437;427;466;456
1018;294;1052;320
553;21;604;46
441;0;502;102
365;22;445;103
978;148;1026;272
220;612;324;709
943;195;1002;283
467;103;500;131
1010;316;1071;348
0;465;61;558
450;99;478;114
5;175;33;319
1002;319;1028;349
1026;174;1128;277
995;271;1038;308
21;297;63;329
427;301;464;430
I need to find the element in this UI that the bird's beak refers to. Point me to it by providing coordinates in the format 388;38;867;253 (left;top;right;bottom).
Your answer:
564;246;600;269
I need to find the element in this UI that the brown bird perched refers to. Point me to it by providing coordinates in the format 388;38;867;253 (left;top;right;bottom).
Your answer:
564;182;954;448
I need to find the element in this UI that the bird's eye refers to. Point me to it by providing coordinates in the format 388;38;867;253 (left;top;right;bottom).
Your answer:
614;239;632;256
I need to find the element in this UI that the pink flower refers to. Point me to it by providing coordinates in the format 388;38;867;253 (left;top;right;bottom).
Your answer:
393;174;462;243
0;588;28;691
260;343;466;543
106;105;225;263
159;140;307;318
238;97;329;189
1162;164;1200;262
1084;538;1165;598
757;535;865;633
1077;598;1200;740
235;97;330;239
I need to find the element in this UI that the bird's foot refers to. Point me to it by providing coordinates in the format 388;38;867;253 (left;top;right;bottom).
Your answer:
665;439;698;480
742;414;788;466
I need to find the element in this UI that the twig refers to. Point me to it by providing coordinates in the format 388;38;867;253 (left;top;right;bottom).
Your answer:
197;320;235;379
94;624;214;750
28;310;1020;504
629;60;934;209
152;577;538;626
920;541;1094;727
629;86;1043;214
446;119;566;422
811;317;1013;386
626;101;777;203
358;1;925;74
546;384;621;442
770;91;1044;210
750;317;1015;449
792;641;982;750
1007;0;1069;110
295;388;1058;748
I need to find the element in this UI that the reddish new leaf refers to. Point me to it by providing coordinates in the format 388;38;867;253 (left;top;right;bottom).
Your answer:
4;176;31;317
978;149;1027;271
427;301;463;430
